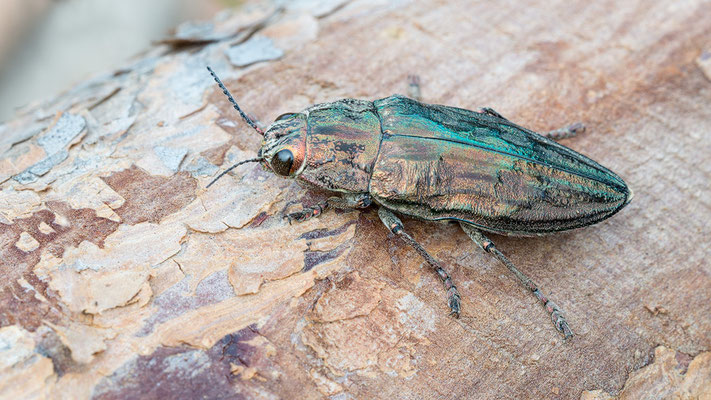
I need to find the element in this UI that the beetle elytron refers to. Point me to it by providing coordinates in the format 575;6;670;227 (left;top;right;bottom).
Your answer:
206;67;632;340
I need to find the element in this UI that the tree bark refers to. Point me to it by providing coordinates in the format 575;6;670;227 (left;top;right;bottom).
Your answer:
1;1;710;399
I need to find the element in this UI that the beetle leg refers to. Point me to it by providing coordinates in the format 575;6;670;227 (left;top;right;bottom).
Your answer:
544;122;585;140
379;208;461;318
475;107;583;141
285;193;371;223
285;200;329;223
407;75;422;101
478;107;509;121
459;223;574;340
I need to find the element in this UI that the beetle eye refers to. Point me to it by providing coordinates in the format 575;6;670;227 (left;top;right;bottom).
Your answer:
271;149;294;176
275;113;295;122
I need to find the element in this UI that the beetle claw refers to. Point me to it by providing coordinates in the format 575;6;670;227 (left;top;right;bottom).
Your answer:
448;290;461;319
547;300;574;340
551;309;574;340
558;320;574;341
448;309;460;318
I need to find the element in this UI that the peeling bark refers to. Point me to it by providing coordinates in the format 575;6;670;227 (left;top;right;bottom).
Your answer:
1;0;710;399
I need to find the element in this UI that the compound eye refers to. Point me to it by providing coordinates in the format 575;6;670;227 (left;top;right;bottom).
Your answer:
271;149;294;176
275;113;295;122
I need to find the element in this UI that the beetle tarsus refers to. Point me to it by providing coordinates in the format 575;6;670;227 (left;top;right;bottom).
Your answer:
447;287;461;318
547;301;573;340
285;202;328;223
544;122;586;140
533;289;573;340
460;223;574;340
379;208;462;318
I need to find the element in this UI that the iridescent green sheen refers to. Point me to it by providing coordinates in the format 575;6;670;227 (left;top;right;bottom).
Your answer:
368;95;631;235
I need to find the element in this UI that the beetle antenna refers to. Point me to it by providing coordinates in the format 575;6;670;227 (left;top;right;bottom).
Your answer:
206;66;264;136
206;157;263;188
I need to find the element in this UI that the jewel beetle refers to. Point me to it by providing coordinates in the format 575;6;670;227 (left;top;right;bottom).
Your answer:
205;66;632;340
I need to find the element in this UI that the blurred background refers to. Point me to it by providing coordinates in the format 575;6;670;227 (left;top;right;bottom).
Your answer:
0;0;238;122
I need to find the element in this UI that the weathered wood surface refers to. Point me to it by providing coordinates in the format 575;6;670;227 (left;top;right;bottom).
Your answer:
1;1;710;399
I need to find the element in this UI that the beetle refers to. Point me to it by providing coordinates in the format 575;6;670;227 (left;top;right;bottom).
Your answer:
205;66;632;340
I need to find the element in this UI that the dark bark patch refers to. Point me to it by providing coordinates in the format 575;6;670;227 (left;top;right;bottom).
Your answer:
93;326;265;400
137;270;235;337
101;165;196;225
303;241;350;273
91;345;244;400
200;142;232;166
0;201;119;330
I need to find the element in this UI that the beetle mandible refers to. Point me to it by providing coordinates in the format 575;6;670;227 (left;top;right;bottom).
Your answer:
205;67;632;340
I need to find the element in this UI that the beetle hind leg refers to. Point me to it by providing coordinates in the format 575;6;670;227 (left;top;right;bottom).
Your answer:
459;223;574;340
544;122;586;140
379;208;461;317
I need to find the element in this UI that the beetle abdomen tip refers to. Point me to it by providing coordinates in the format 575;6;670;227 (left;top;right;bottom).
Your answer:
625;186;634;205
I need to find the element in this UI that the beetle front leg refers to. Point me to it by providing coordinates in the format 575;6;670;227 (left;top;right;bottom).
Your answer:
379;208;461;318
459;223;574;340
285;193;372;223
544;122;585;140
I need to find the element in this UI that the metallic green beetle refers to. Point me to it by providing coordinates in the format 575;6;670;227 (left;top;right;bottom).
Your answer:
206;67;632;340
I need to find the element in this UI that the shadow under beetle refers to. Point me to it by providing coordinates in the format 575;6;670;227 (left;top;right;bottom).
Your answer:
205;66;632;340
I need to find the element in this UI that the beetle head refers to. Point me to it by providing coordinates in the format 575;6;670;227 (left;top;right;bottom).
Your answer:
259;113;307;178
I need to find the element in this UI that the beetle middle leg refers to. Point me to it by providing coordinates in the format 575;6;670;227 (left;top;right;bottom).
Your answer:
407;75;422;101
476;107;585;141
285;193;371;223
478;107;509;120
378;208;461;317
459;222;574;340
544;122;585;140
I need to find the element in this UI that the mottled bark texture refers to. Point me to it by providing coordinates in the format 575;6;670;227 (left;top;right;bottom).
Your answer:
1;1;710;399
